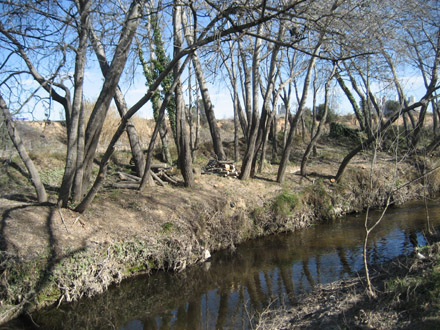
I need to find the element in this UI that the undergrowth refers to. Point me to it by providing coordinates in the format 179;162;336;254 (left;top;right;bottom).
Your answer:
386;242;440;318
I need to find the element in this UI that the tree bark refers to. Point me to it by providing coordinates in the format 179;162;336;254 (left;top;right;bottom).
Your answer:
58;0;91;206
239;24;264;180
335;70;366;132
174;0;193;187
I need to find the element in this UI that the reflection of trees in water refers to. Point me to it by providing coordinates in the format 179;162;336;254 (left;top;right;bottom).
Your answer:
216;292;229;329
279;265;296;303
336;247;353;276
302;257;315;288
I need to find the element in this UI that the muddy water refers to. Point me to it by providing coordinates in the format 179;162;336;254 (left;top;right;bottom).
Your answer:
16;200;440;329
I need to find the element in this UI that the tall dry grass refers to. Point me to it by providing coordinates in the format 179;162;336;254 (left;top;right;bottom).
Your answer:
98;109;155;152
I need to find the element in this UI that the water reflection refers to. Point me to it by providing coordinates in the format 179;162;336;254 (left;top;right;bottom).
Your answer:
11;200;440;329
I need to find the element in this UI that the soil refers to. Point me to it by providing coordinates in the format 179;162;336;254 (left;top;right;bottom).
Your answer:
0;118;439;325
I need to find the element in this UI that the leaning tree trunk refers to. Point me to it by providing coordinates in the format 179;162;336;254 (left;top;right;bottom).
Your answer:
78;0;145;196
0;94;47;202
182;11;226;161
335;70;366;132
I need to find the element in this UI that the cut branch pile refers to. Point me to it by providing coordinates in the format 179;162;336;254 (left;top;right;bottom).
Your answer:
203;159;239;178
113;164;178;188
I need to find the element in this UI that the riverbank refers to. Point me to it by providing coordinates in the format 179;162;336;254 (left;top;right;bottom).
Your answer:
1;121;440;325
256;237;440;329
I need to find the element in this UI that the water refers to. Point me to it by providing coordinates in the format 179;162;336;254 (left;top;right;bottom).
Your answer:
11;199;440;329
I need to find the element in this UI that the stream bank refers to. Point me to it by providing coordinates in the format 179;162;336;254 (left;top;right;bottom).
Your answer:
256;239;440;329
1;155;439;325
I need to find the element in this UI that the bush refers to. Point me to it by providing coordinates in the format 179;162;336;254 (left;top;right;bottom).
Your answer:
316;103;338;123
271;191;299;217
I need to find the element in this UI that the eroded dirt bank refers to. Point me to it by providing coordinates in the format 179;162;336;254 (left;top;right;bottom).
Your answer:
1;155;439;325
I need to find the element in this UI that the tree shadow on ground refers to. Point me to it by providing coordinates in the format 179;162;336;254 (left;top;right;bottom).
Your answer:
0;205;90;326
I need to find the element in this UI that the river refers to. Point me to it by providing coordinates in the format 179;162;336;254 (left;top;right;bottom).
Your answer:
9;199;440;329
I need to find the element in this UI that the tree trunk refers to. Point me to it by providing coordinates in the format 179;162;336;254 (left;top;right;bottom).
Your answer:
174;0;193;187
88;27;146;178
233;95;240;162
335;70;366;132
58;0;91;207
182;11;226;160
271;115;278;161
301;63;337;176
277;44;321;183
79;0;145;194
238;39;253;140
0;94;47;202
239;24;264;180
72;101;86;203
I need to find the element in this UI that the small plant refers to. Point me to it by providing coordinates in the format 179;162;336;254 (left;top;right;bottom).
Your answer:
161;222;174;233
271;191;299;217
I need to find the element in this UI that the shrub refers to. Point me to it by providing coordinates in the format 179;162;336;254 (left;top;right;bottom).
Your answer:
316;103;338;123
271;191;299;217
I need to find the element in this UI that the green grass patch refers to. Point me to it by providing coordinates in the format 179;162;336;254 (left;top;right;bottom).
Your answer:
271;191;300;217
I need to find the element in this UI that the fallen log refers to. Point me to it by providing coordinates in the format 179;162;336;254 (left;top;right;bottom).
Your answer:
150;170;165;186
117;172;141;182
161;172;179;185
150;164;172;170
112;182;140;189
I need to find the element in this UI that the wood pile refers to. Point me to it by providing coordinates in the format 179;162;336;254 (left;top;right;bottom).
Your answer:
203;159;239;178
113;164;178;188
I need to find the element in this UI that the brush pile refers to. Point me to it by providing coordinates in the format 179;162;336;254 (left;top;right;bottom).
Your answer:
114;164;177;188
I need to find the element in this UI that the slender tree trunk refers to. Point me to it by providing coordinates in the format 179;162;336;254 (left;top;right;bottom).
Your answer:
72;101;85;203
301;63;337;176
194;80;200;152
79;0;144;194
271;115;277;162
0;94;47;202
238;39;253;140
433;99;438;137
182;11;225;160
233;95;240;162
277;44;321;183
239;24;264;180
335;70;365;132
58;0;91;207
88;27;146;177
174;0;193;187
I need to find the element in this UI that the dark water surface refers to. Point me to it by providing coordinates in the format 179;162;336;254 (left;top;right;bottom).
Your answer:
11;200;440;329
